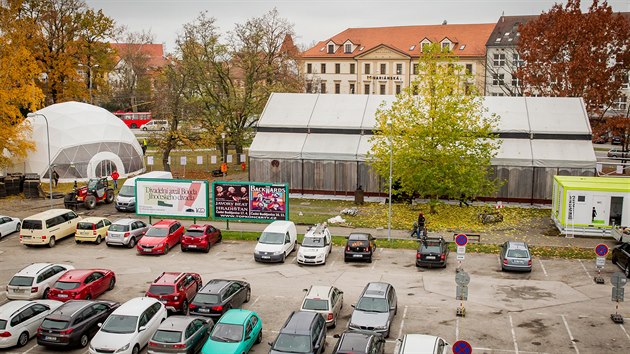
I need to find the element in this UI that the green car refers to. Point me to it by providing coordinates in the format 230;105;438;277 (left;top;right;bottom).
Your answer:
201;309;263;354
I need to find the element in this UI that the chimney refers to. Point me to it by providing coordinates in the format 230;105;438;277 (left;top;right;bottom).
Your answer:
442;20;447;25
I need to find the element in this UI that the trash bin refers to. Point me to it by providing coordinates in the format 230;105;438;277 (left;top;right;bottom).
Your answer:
354;186;364;205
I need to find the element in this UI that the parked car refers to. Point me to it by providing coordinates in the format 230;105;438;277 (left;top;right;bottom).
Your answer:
145;272;202;314
396;334;451;354
0;215;20;239
607;148;630;159
181;224;222;253
268;311;326;354
147;316;212;354
37;300;120;348
0;300;63;348
47;269;116;301
300;285;343;328
7;263;74;300
75;217;112;244
499;241;532;272
254;220;297;263
593;134;608;144
344;233;376;263
612;242;630;278
297;224;332;265
20;209;81;247
348;282;397;338
200;309;262;354
189;279;251;320
137;219;184;255
106;218;148;248
331;331;385;354
141;120;169;131
416;237;449;268
88;297;167;354
611;135;623;145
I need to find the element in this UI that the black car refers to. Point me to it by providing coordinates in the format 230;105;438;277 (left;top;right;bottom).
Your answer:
37;300;120;348
344;233;376;263
416;237;449;268
189;279;251;319
332;331;385;354
612;242;630;278
269;311;326;354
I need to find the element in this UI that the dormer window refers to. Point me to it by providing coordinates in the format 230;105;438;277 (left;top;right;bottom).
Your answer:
441;42;450;51
344;43;352;54
420;40;432;52
327;44;335;54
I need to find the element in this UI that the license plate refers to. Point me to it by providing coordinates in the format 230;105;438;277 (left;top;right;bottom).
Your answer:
188;245;197;248
199;308;210;313
14;289;26;293
353;254;362;258
426;256;436;260
144;248;152;252
262;256;270;259
58;294;68;298
44;336;57;341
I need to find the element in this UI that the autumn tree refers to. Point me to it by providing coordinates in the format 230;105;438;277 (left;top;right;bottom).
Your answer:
370;44;500;213
517;0;630;119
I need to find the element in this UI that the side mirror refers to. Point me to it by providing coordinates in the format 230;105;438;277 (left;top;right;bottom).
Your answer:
268;342;273;346
351;304;355;308
333;334;340;339
303;288;308;292
256;237;260;241
97;323;102;328
285;239;290;244
139;326;146;332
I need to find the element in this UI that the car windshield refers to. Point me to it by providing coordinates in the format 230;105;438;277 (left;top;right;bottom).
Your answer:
118;185;135;197
420;241;442;253
302;299;329;311
507;249;529;258
145;228;168;237
194;293;220;304
41;319;69;330
22;220;42;230
258;232;285;244
87;179;99;189
109;224;129;232
101;315;138;334
273;333;311;352
9;276;33;286
185;229;204;237
54;281;81;290
152;330;182;343
211;323;243;342
0;320;6;330
356;297;389;313
302;237;325;248
77;222;95;230
148;285;174;295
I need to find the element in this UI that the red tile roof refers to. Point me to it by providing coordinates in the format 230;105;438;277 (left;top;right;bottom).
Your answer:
110;43;167;68
302;23;495;59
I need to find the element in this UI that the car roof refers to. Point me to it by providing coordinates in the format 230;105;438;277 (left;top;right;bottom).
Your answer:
15;263;54;276
348;233;371;240
305;285;333;300
280;311;319;334
23;209;73;220
79;217;108;223
112;218;140;226
218;309;255;324
200;279;232;294
506;241;529;249
186;224;208;230
59;269;103;281
400;334;440;351
264;220;295;232
338;331;373;351
153;272;185;285
151;219;177;227
114;297;159;315
158;315;196;330
49;300;93;319
0;301;32;318
362;282;390;298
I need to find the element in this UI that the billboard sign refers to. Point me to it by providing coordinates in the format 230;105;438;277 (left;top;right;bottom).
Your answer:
136;178;209;218
213;182;288;222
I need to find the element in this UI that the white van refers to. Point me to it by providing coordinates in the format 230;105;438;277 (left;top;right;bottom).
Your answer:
115;171;173;212
141;120;169;131
20;209;81;247
254;220;297;263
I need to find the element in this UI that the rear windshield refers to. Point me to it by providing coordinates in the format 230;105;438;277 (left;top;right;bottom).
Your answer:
507;249;529;258
302;299;328;311
420;242;442;253
149;285;174;295
194;293;220;304
77;222;95;230
145;228;168;237
118;185;135;197
22;220;42;230
152;330;182;343
185;229;204;237
41;319;69;330
9;276;34;286
348;240;368;247
54;281;81;290
109;224;129;232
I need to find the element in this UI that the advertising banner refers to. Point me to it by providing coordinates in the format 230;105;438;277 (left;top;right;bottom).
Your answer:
213;182;288;221
136;178;209;218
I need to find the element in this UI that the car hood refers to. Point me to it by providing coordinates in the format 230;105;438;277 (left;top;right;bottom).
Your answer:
138;236;165;246
90;331;135;351
350;310;390;328
255;242;284;253
298;247;326;257
201;339;243;353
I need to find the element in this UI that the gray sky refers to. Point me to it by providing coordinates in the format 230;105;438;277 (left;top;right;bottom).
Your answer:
85;0;630;52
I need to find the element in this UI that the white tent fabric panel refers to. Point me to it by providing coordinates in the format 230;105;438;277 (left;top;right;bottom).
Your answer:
308;95;369;129
248;132;307;159
492;139;533;167
258;93;318;128
356;135;378;161
302;134;361;161
531;140;596;168
483;96;530;133
526;97;590;134
361;95;398;130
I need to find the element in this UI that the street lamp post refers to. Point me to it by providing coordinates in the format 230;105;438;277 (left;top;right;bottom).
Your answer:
387;118;393;242
27;113;53;208
79;63;99;104
221;132;226;162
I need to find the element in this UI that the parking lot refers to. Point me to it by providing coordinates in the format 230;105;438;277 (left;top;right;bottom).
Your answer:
1;226;629;354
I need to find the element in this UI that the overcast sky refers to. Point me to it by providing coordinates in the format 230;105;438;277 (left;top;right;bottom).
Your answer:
85;0;630;52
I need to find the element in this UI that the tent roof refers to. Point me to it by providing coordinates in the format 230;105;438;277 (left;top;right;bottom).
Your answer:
248;132;306;159
491;139;533;166
531;140;596;168
258;94;318;128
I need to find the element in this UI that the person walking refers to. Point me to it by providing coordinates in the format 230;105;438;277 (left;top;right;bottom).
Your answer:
142;138;147;155
52;170;59;188
111;170;120;190
417;212;426;238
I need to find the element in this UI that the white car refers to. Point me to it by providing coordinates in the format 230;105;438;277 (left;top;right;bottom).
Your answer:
0;215;20;239
253;220;297;263
89;297;167;354
106;218;149;248
297;224;332;265
0;300;63;348
7;263;74;300
396;334;451;354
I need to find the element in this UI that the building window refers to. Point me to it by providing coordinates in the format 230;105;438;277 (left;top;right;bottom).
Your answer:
364;83;370;95
413;64;419;75
441;42;450;51
306;81;312;93
622;73;629;89
364;63;370;75
321;63;326;74
512;77;521;88
421;41;431;52
380;84;386;95
380;63;386;74
613;95;627;110
395;84;401;94
350;63;355;74
512;53;523;67
491;92;505;96
350;83;355;94
335;63;340;74
396;64;402;75
307;63;312;74
327;44;334;54
465;64;473;75
320;82;326;94
335;83;340;94
344;43;352;53
492;73;505;86
493;53;506;67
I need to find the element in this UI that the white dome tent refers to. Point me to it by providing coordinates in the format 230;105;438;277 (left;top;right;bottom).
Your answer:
19;102;145;181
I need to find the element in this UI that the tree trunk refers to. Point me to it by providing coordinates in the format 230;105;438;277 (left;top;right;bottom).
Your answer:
162;147;172;172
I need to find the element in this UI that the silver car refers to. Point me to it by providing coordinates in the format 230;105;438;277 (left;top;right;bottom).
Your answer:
147;316;212;354
105;218;148;248
300;285;343;328
348;282;397;338
500;241;532;272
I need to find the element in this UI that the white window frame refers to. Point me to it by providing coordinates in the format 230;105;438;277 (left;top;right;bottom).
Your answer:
493;53;506;67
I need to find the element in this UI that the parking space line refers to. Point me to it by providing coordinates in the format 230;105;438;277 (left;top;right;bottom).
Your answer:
509;314;519;354
455;316;459;340
329;260;336;268
619;323;630;342
578;260;593;282
561;314;580;354
396;305;408;340
22;344;38;354
249;296;260;309
371;261;376;270
538;259;548;277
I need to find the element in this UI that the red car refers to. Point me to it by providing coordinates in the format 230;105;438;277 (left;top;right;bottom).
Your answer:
137;219;184;255
145;272;202;314
181;224;222;253
47;269;116;301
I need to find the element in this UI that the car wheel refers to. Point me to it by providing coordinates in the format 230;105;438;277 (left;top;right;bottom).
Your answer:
75;239;81;244
330;316;336;329
164;244;169;255
108;278;116;290
142;127;147;131
625;265;630;278
128;237;136;248
105;190;114;204
281;253;286;263
131;123;137;129
43;288;50;299
48;236;56;248
367;256;372;263
160;127;166;131
95;236;102;245
84;195;97;209
16;223;21;233
181;245;186;252
182;300;189;315
245;288;251;303
256;329;262;344
85;294;91;300
17;331;28;347
204;244;210;253
79;334;89;347
132;344;139;354
218;234;222;243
